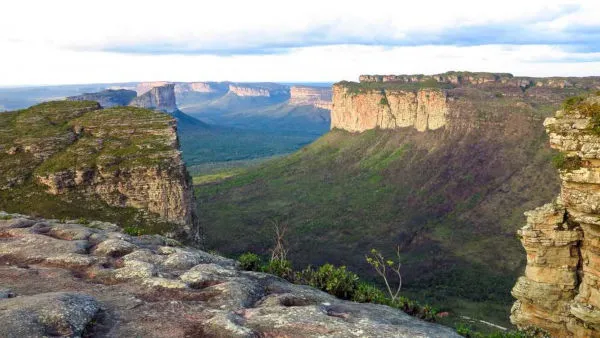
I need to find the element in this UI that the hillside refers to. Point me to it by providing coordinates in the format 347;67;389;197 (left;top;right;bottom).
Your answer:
195;73;600;327
0;101;197;238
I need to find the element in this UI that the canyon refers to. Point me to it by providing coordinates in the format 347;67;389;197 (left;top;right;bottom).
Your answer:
511;95;600;337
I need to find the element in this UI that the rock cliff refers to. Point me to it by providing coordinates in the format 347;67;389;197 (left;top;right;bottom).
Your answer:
511;95;600;337
331;85;448;132
136;81;171;95
175;82;219;94
0;101;198;239
289;86;333;110
130;84;178;113
67;89;137;108
0;212;459;337
228;84;290;98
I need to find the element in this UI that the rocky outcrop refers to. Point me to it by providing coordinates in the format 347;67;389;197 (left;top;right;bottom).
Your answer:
228;84;290;98
175;82;218;94
67;89;137;108
130;84;178;113
0;101;198;239
331;85;448;132
289;86;333;110
511;95;600;337
0;213;459;338
228;84;271;97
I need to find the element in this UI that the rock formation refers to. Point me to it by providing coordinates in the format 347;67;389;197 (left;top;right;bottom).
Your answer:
0;212;459;337
0;101;198;239
289;86;333;110
174;82;218;94
228;84;290;98
511;95;600;337
130;84;178;113
136;81;171;95
331;85;448;132
67;89;137;108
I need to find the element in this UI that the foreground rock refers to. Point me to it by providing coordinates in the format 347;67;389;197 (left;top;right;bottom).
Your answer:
0;213;458;337
511;95;600;337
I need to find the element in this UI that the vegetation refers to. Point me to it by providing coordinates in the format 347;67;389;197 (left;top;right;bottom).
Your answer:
338;80;453;95
238;252;262;271
365;247;403;301
552;152;582;171
456;324;550;338
295;264;360;299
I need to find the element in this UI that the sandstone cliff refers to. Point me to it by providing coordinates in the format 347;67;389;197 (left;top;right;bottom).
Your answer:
511;95;600;337
130;84;178;113
289;86;333;110
67;89;137;108
175;82;219;94
228;84;290;98
0;212;460;337
136;81;171;95
331;85;448;132
0;101;198;239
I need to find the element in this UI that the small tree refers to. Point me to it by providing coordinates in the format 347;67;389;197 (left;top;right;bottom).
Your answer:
269;219;288;262
365;246;403;302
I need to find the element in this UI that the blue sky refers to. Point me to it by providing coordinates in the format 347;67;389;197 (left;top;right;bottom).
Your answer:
0;0;599;85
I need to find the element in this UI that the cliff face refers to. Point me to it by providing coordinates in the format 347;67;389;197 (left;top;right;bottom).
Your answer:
511;95;600;337
228;84;271;97
289;86;333;110
67;89;137;108
175;82;218;94
0;101;198;239
331;85;448;132
129;84;178;113
136;81;171;95
228;84;290;98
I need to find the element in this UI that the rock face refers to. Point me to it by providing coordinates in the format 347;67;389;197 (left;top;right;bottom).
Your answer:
136;81;171;95
289;86;333;110
331;85;448;132
67;89;137;108
130;84;178;113
511;95;600;337
228;84;290;98
0;101;198;239
0;213;459;338
175;82;218;94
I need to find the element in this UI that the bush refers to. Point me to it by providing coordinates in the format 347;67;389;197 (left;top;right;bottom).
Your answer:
238;252;262;271
380;97;389;106
352;282;387;303
77;217;89;225
552;153;582;171
263;259;294;281
562;96;585;112
123;226;144;236
295;264;360;299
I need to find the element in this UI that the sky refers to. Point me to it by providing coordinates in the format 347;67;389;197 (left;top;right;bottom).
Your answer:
0;0;599;86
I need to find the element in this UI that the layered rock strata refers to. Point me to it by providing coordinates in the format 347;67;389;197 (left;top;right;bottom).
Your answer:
67;89;137;108
136;81;171;95
130;84;178;113
289;86;333;110
511;96;600;337
331;85;448;132
0;213;459;337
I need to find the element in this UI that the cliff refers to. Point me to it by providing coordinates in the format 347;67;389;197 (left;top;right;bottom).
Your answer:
0;212;460;337
136;81;171;95
129;84;178;113
175;82;221;94
0;101;198;239
228;83;290;98
331;85;448;132
67;89;137;108
289;86;333;110
511;94;600;337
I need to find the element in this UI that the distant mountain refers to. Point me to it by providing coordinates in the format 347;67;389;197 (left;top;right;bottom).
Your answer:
67;89;137;108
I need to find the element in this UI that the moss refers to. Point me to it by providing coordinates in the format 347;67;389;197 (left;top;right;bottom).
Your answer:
552;153;582;171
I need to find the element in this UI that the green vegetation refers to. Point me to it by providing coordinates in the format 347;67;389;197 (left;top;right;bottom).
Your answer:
552;152;582;171
379;96;389;106
456;324;550;338
338;80;453;95
295;264;360;299
238;252;262;271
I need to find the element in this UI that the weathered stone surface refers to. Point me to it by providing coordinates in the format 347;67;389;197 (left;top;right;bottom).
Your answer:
289;86;333;110
0;292;100;338
0;213;458;337
511;98;600;337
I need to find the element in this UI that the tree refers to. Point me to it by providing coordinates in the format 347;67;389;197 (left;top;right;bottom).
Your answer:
269;219;288;262
365;246;403;302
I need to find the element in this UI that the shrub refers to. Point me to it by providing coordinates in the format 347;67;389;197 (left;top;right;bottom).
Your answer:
262;259;294;281
352;282;387;303
77;217;90;225
238;252;262;271
123;226;144;236
380;97;389;106
365;247;403;301
552;153;582;171
562;96;585;112
295;264;360;299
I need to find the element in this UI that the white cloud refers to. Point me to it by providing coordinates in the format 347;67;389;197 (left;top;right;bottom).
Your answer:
0;0;598;85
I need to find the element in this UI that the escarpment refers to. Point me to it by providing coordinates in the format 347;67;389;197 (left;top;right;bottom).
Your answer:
130;84;178;113
289;86;333;110
67;89;137;108
0;101;198;239
511;95;600;337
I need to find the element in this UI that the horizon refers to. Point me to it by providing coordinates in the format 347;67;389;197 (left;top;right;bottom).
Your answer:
2;0;599;86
